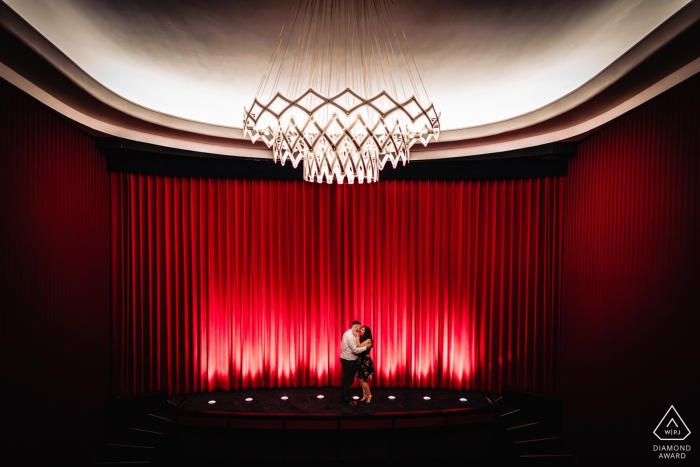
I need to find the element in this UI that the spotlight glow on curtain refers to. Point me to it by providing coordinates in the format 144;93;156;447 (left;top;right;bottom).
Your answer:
111;176;563;397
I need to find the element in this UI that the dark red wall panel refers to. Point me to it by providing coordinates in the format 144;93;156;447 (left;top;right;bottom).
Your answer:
561;73;700;464
0;79;110;463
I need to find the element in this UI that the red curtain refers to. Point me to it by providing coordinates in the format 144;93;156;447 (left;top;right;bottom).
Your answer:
111;176;563;397
1;78;110;463
560;73;700;454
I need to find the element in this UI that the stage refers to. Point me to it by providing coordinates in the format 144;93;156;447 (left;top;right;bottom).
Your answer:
169;387;501;461
97;387;573;463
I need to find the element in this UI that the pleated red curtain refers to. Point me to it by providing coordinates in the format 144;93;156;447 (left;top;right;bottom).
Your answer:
111;176;563;398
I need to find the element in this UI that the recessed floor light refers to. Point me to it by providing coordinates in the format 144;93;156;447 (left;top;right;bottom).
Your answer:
353;396;359;400
208;400;216;405
388;396;395;400
281;396;289;400
423;396;431;400
460;398;468;402
245;398;253;402
317;395;324;399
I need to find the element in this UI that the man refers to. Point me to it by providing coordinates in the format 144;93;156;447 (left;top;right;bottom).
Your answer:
340;320;372;405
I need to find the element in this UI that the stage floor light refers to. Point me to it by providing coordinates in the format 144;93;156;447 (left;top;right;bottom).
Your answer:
423;396;431;400
208;400;216;404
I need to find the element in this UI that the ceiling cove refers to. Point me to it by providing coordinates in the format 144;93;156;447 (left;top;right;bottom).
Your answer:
1;0;699;160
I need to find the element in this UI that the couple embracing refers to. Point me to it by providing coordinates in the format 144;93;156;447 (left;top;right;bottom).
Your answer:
340;320;375;405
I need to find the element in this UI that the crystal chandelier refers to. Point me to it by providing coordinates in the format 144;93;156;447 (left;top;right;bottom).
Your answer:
243;0;440;184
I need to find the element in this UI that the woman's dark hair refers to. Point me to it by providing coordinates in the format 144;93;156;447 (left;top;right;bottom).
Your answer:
359;326;373;343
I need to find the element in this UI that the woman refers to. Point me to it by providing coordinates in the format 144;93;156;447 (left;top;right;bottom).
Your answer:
355;325;375;403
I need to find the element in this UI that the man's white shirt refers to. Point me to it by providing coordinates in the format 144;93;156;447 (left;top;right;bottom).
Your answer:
340;328;367;361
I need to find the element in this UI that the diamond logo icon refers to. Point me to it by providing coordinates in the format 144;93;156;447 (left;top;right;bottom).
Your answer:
654;406;691;441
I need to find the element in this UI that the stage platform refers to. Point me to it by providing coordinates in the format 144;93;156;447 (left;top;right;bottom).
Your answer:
171;387;499;430
98;387;573;463
166;387;501;461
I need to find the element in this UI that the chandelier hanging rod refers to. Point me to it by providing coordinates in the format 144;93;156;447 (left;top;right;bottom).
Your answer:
257;0;430;109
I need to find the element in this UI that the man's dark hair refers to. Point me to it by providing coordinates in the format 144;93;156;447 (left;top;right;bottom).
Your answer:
352;320;361;326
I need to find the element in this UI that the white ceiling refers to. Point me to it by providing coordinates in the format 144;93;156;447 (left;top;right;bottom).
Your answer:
4;0;691;132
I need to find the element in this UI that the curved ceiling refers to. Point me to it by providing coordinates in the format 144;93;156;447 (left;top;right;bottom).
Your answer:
1;0;699;159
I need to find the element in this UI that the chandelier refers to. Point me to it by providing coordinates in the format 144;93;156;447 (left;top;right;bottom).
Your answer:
243;0;440;184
